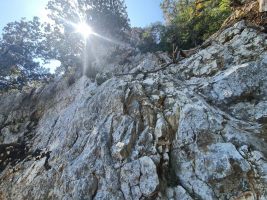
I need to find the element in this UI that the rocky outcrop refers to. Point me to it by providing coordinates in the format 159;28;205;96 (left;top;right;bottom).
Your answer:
0;21;267;200
223;0;267;28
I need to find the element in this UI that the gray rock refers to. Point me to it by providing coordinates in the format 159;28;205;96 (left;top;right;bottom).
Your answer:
95;73;108;85
0;21;267;200
139;156;159;197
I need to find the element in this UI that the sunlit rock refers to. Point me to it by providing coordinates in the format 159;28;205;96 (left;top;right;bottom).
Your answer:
0;21;267;200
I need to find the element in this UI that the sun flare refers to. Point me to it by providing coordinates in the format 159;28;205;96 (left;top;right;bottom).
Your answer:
75;22;93;38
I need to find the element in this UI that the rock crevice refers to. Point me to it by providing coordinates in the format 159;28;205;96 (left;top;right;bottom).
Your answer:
0;21;267;199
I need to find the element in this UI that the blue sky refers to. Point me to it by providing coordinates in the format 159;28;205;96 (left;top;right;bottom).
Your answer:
126;0;164;27
0;0;164;31
0;0;48;31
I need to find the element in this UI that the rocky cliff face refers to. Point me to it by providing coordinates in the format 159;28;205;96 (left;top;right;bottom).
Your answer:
0;21;267;200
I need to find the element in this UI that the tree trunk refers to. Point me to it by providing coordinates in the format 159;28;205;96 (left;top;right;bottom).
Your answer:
259;0;267;12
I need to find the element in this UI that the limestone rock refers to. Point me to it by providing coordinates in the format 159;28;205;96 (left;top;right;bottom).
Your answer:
139;156;159;197
0;21;267;200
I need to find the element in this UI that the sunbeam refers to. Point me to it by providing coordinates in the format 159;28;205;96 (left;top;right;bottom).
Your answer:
75;22;93;38
54;0;127;77
91;32;125;46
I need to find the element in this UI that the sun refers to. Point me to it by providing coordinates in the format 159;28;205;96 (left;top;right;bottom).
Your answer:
75;22;93;38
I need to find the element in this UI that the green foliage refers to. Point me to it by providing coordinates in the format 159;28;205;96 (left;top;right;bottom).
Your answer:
137;23;180;53
47;0;129;38
0;17;45;75
138;23;165;52
139;0;232;53
0;17;50;90
44;0;130;73
0;0;130;89
161;0;232;49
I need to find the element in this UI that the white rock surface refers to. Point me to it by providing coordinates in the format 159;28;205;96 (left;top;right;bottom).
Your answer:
0;21;267;200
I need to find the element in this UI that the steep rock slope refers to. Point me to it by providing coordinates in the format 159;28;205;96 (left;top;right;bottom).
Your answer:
0;21;267;200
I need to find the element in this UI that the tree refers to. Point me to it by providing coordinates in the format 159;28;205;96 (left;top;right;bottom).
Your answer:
138;23;165;52
161;0;232;49
160;0;180;24
43;0;130;75
137;23;181;53
0;0;130;89
0;17;50;90
47;0;129;38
